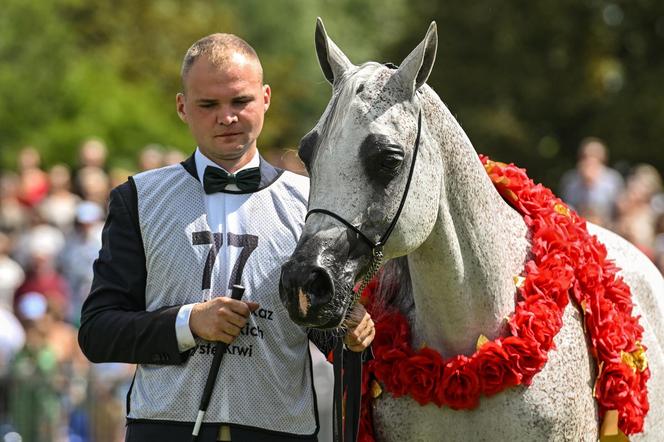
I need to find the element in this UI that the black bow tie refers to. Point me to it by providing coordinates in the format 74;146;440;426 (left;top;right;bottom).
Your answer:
203;166;261;193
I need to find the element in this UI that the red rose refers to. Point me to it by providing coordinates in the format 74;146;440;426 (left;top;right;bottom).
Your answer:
502;336;547;385
592;316;630;363
614;385;648;435
474;340;522;396
580;287;614;332
522;260;573;308
604;278;634;314
595;362;636;410
398;348;444;405
521;184;555;217
576;262;604;293
619;400;646;435
373;313;410;353
371;349;410;396
435;355;481;410
509;296;562;352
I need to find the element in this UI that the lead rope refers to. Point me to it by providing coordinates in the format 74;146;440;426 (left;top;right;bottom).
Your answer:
336;247;383;442
351;247;384;305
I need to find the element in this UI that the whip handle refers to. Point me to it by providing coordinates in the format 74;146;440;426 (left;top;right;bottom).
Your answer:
192;284;245;440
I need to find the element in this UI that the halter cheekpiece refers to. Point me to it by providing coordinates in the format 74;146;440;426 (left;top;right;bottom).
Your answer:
306;110;422;300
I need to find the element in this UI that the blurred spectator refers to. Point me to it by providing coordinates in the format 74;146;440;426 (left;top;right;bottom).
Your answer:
260;148;308;176
40;294;91;442
88;362;133;442
109;167;134;190
655;213;664;274
14;224;70;322
138;144;164;171
280;148;308;176
16;146;50;208
0;231;26;379
0;230;25;317
73;138;108;199
77;167;111;209
615;164;663;259
9;292;61;441
0;172;30;235
163;148;186;166
13;221;65;267
60;202;104;325
78;138;108;170
559;137;624;227
38;164;81;234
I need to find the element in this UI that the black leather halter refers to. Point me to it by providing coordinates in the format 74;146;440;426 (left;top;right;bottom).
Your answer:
306;110;422;287
305;109;422;442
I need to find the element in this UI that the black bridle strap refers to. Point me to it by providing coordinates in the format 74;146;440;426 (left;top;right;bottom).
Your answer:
306;111;422;250
377;110;422;247
306;110;422;442
305;208;376;247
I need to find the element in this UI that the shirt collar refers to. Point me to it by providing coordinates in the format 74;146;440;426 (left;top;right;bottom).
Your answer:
194;148;260;186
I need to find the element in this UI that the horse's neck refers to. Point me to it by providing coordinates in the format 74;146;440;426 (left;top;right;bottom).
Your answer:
408;98;530;357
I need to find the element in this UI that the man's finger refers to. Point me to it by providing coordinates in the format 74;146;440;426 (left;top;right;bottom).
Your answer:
220;309;248;329
245;301;260;312
221;322;241;337
349;316;372;339
217;331;237;345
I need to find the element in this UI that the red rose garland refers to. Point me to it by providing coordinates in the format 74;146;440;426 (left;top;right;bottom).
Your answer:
357;156;650;441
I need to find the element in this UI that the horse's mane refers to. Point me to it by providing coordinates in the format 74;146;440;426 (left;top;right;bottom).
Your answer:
371;256;414;320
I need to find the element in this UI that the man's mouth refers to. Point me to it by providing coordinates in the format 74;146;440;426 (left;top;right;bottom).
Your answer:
215;132;242;138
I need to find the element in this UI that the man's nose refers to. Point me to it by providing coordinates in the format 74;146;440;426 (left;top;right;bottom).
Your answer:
216;107;238;125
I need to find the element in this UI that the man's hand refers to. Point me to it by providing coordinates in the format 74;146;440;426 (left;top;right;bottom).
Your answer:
344;304;375;352
190;297;260;344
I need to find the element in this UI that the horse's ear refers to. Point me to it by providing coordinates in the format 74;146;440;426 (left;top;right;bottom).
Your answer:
315;17;353;85
395;21;438;95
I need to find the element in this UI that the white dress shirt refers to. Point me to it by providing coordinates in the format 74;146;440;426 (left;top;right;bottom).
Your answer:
175;148;260;352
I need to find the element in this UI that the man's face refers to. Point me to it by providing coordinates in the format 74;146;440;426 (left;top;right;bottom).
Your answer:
176;52;270;168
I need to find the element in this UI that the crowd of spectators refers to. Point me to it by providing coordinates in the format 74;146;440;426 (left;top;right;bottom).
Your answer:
559;137;664;274
0;135;661;441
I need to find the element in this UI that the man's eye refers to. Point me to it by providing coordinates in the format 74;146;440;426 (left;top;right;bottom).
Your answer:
200;103;216;108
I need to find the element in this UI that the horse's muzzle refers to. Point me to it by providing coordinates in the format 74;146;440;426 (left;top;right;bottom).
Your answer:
279;260;343;327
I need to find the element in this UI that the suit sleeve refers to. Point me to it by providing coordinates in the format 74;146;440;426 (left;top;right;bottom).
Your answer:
78;179;190;365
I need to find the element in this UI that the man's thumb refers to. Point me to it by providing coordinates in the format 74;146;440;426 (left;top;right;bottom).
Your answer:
245;301;260;312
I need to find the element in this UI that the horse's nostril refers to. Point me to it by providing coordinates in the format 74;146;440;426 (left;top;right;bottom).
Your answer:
306;268;333;308
280;261;335;321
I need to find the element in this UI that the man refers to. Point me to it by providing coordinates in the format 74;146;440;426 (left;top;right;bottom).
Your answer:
78;33;375;441
559;137;624;226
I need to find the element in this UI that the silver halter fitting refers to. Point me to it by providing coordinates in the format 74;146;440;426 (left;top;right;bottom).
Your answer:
306;110;422;303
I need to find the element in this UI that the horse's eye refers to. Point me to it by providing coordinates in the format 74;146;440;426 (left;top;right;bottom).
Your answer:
361;134;405;184
381;150;404;171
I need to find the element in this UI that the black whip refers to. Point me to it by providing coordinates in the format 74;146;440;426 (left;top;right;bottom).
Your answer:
192;284;245;441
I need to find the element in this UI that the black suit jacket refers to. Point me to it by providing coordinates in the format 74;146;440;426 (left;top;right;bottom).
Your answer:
78;154;284;363
77;154;319;441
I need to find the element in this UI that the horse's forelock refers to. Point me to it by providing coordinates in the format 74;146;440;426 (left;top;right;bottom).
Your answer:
312;64;404;165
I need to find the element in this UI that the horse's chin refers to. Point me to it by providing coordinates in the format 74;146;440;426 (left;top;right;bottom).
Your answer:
285;300;349;329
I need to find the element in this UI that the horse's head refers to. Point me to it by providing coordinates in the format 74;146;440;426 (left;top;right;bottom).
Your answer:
279;19;441;328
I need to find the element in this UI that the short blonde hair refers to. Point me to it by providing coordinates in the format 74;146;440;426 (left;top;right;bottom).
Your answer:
180;33;262;88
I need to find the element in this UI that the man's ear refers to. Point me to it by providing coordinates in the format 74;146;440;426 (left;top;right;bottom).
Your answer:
176;92;187;123
263;85;271;112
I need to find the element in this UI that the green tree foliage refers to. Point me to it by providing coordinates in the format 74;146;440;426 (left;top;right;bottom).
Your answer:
1;0;662;188
385;0;664;188
0;0;411;169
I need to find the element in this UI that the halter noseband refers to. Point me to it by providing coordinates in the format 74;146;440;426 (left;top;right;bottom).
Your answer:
305;110;422;300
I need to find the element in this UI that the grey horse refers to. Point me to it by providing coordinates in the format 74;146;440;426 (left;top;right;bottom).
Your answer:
280;19;664;441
